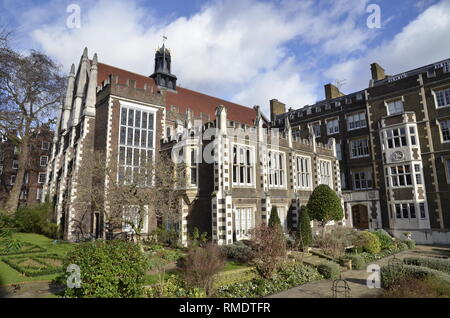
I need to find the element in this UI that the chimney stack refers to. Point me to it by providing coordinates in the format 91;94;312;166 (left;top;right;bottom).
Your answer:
270;99;286;122
371;63;386;81
324;83;344;100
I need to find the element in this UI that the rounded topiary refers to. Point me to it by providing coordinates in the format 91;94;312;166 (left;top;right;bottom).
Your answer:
317;261;340;279
354;231;381;254
268;206;282;229
306;185;343;232
373;230;394;250
298;206;312;248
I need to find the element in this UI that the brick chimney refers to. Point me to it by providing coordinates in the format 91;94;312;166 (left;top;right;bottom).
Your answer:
324;84;344;100
270;99;286;122
371;63;386;81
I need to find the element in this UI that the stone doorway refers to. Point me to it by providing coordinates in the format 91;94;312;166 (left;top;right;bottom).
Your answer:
352;204;369;230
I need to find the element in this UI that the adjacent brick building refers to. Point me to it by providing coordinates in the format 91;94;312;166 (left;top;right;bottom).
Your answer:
0;125;53;207
273;59;450;244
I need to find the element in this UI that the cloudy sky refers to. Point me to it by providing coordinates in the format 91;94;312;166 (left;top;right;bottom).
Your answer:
1;0;450;116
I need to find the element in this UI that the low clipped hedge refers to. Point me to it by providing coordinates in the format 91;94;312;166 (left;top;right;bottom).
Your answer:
2;253;63;277
403;240;416;249
403;257;450;275
347;254;366;270
0;242;46;256
317;261;340;279
380;264;450;289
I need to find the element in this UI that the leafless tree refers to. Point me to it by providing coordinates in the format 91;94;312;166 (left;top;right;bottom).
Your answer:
0;30;65;213
73;149;186;248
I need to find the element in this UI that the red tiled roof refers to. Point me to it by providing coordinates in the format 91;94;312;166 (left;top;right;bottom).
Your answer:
97;62;257;126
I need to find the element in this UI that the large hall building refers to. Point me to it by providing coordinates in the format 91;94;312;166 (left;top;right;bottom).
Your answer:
44;46;342;244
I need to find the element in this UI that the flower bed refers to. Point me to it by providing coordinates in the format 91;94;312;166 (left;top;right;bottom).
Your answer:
216;262;322;298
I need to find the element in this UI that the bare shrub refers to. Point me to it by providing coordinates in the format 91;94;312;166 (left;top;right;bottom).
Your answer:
248;224;286;279
314;227;356;258
180;243;225;296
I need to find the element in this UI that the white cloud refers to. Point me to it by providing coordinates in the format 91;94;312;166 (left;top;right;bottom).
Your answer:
26;0;377;116
326;0;450;93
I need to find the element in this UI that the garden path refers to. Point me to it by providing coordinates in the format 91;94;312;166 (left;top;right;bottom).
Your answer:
268;245;450;298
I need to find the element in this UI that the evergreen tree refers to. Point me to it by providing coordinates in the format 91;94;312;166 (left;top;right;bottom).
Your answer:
298;206;312;248
268;206;281;229
306;185;344;237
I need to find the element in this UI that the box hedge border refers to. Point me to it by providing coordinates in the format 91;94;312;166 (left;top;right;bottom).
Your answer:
2;253;64;277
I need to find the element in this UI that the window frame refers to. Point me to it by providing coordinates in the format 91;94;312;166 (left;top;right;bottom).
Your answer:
318;159;332;187
388;164;412;188
40;155;49;167
346;112;367;131
38;172;46;184
350;138;370;159
268;150;287;189
439;119;450;143
433;87;450;108
326;118;339;136
353;170;373;190
233;206;255;241
385;98;404;115
117;101;157;186
295;155;312;190
232;143;255;187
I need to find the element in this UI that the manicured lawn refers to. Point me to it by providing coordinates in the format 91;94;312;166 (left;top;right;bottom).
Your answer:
223;260;249;271
0;233;74;286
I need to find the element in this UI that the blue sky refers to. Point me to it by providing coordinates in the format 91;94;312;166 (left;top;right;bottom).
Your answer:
1;0;449;115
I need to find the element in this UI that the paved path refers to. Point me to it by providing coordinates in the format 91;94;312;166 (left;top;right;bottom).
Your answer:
268;245;450;299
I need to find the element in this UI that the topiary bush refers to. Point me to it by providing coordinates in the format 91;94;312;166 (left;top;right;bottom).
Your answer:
220;241;252;264
347;254;366;270
373;230;394;250
268;206;282;229
317;261;340;279
62;240;149;298
380;264;450;289
403;257;450;275
297;206;312;248
354;231;381;254
306;185;344;237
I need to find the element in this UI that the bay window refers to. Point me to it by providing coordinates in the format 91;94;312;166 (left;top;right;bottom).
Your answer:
389;165;412;187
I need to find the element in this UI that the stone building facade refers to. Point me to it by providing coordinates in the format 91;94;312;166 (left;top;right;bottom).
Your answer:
273;59;450;244
0;126;53;207
45;46;343;244
161;105;341;245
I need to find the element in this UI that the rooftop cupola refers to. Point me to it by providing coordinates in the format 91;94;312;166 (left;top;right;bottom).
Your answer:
150;43;177;91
